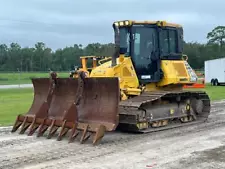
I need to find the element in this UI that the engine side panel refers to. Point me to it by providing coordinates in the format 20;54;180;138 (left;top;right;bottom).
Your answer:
156;60;198;87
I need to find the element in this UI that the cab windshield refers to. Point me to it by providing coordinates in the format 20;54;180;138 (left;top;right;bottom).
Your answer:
131;25;158;69
119;25;179;61
118;24;179;82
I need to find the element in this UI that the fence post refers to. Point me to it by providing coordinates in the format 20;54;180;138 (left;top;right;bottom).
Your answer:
17;68;21;88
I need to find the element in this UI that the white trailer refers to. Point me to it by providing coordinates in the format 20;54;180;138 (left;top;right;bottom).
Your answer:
204;57;225;86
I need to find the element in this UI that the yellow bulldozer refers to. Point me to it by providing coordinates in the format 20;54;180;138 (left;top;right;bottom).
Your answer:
11;20;211;145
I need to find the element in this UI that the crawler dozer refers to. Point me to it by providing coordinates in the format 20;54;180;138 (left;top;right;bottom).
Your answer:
11;20;211;145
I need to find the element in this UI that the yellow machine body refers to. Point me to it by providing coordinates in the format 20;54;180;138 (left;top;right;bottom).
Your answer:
82;20;198;99
87;55;198;99
69;20;209;136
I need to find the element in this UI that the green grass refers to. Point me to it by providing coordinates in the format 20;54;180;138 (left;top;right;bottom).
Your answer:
0;72;69;85
0;85;224;126
202;85;225;101
0;88;34;126
185;84;225;101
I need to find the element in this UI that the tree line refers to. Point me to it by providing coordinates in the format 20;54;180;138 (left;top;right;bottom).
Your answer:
0;26;225;71
0;42;115;72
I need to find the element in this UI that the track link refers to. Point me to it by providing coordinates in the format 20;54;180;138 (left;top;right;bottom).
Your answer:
117;90;211;133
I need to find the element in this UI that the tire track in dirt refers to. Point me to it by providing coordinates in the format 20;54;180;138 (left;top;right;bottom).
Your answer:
16;118;225;169
1;118;225;169
0;102;224;169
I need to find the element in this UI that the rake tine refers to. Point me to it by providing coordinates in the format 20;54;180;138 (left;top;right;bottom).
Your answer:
93;125;106;145
47;120;58;139
37;119;48;137
82;131;92;144
68;124;79;143
57;120;70;141
11;115;23;132
27;117;40;136
19;116;30;134
80;124;90;144
28;123;40;136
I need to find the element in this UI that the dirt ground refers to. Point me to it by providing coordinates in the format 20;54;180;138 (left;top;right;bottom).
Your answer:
1;100;225;169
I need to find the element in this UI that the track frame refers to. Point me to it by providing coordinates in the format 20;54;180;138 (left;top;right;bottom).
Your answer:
118;90;211;133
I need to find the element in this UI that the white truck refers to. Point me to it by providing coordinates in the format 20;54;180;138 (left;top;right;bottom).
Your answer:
204;57;225;86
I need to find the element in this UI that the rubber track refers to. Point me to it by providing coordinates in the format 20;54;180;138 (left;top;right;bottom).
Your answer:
119;90;211;133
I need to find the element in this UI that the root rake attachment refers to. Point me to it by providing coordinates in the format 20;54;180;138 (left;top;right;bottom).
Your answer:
67;77;120;144
11;73;120;145
34;78;79;140
11;77;55;135
69;123;106;145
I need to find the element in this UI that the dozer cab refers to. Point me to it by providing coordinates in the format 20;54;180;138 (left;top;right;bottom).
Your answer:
11;20;211;145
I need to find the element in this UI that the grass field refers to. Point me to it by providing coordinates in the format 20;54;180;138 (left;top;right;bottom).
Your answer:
198;85;225;101
0;85;225;126
0;88;33;126
0;72;69;85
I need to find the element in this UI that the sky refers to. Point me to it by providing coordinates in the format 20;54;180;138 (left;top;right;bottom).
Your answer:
0;0;223;50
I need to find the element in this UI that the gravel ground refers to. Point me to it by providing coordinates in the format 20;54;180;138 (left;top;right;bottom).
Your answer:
0;101;225;169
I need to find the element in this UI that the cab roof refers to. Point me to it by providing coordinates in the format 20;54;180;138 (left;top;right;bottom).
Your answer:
113;20;182;28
